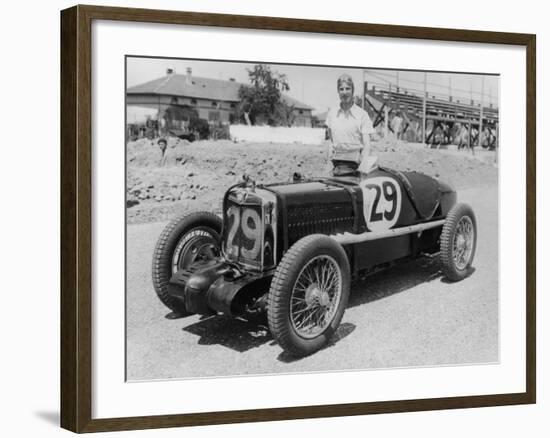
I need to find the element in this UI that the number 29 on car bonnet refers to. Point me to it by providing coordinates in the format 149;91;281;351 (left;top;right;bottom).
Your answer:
360;176;402;232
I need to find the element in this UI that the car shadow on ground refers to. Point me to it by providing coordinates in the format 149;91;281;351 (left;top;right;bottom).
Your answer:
276;322;356;363
348;255;443;308
182;314;273;353
179;255;470;356
182;313;356;359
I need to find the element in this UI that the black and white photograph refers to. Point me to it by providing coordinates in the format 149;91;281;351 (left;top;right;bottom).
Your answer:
125;57;499;381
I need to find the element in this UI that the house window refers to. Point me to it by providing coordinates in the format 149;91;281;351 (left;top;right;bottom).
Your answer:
299;110;303;114
208;111;220;122
230;103;236;109
211;101;218;108
191;99;197;105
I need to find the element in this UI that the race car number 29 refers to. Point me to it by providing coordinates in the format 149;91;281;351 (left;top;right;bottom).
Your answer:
360;176;402;232
226;206;261;259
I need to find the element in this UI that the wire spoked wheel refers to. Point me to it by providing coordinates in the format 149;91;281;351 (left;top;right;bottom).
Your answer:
452;216;475;271
290;255;343;339
268;234;350;356
440;203;477;281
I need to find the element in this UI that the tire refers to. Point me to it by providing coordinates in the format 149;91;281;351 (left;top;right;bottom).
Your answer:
152;211;222;313
440;203;477;281
268;235;351;356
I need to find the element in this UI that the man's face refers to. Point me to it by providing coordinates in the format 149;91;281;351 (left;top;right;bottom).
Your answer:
338;82;354;106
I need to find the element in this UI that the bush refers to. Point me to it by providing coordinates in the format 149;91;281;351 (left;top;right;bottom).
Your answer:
189;118;210;140
210;123;231;140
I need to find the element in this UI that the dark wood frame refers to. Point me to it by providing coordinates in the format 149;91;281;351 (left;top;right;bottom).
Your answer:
61;4;536;433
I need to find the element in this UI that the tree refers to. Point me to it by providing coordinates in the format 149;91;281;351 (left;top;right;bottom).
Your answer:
163;104;209;139
238;64;293;126
163;104;198;130
274;102;296;127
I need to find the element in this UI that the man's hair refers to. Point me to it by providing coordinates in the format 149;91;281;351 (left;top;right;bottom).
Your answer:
157;138;167;146
337;73;355;94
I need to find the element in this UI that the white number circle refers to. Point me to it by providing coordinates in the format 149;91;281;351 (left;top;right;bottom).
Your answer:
360;176;402;232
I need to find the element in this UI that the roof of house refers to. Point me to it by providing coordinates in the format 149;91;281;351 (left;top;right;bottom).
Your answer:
127;73;314;110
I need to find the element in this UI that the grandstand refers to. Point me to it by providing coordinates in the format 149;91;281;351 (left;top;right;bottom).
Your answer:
362;70;499;149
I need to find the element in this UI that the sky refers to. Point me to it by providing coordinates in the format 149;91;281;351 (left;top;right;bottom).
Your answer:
127;56;499;114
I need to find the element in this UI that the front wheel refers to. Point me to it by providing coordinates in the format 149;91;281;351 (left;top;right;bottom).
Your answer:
268;235;351;356
152;211;222;314
440;203;477;281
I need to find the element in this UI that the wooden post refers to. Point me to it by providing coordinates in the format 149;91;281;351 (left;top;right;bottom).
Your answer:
384;107;389;137
478;76;484;149
362;70;366;110
396;71;400;93
422;72;427;145
494;121;499;164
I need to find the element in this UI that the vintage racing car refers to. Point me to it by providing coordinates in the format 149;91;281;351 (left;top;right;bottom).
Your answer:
152;166;477;356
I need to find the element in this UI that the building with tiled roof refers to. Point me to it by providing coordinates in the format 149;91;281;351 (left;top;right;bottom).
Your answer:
126;68;314;127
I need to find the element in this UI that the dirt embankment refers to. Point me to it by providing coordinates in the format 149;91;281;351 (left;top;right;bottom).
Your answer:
126;137;498;224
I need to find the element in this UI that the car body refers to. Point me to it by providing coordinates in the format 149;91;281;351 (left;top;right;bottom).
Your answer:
152;166;477;356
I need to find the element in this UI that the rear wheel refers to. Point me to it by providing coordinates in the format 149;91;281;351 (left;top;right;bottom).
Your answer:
440;203;477;281
152;212;222;313
268;235;350;356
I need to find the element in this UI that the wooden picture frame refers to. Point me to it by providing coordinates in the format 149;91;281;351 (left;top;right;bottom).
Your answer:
61;4;536;433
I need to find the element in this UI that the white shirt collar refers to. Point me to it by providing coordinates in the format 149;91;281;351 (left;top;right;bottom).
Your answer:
336;103;359;118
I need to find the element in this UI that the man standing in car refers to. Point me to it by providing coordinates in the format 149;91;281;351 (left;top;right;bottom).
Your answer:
325;73;375;176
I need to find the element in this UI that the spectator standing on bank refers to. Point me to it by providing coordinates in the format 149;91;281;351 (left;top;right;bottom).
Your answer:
158;138;168;166
325;74;375;176
391;111;403;140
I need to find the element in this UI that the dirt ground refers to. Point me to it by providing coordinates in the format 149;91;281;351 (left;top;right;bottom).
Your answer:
126;137;498;224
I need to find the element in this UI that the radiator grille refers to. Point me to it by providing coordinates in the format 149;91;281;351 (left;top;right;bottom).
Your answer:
287;204;353;247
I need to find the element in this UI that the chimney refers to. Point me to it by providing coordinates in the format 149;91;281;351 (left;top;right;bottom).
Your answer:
185;67;192;85
166;68;174;75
